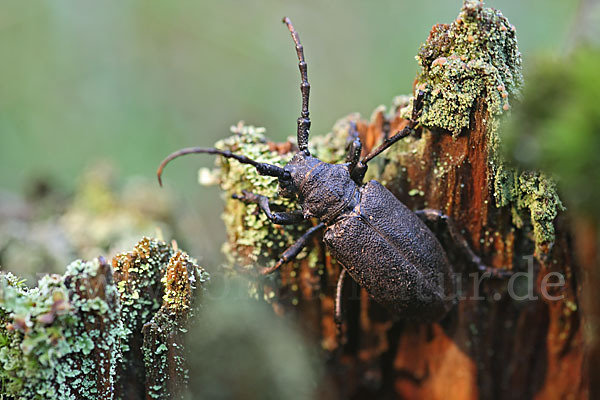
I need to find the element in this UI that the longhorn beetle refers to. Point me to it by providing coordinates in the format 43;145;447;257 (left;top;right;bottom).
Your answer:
157;17;504;330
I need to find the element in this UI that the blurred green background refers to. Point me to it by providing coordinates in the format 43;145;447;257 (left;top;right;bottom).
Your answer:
0;0;577;267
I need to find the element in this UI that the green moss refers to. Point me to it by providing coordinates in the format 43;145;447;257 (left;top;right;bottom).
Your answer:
415;0;522;136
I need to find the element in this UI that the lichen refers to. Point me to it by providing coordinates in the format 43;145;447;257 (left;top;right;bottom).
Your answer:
112;237;175;352
494;169;565;256
142;249;208;400
500;48;600;219
111;237;208;398
405;1;563;256
161;250;209;313
415;0;522;136
199;124;307;279
0;237;208;400
0;259;125;400
199;122;350;302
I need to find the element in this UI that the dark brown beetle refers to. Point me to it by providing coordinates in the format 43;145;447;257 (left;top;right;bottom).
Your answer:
157;17;499;329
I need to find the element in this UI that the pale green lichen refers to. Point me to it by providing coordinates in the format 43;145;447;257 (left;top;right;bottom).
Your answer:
112;237;208;398
415;0;522;136
0;259;125;400
0;238;208;400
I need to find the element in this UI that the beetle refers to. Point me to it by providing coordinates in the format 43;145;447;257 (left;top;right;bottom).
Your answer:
157;17;500;329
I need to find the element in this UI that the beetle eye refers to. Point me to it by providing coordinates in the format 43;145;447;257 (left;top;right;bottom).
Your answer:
281;170;292;181
279;176;292;188
278;176;297;199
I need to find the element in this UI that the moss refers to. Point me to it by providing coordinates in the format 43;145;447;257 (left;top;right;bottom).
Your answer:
415;0;522;136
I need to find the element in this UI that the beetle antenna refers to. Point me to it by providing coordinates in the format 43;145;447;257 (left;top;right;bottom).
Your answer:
157;147;290;186
283;17;311;155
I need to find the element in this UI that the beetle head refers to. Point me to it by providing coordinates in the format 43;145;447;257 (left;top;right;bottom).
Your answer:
278;151;319;199
280;152;357;220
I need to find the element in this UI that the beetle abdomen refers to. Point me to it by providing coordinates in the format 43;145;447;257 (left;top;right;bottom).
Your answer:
323;180;455;321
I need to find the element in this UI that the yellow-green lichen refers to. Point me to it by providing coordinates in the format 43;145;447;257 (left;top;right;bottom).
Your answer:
373;1;563;259
199;122;350;300
494;169;565;256
112;237;174;351
142;248;207;399
217;125;304;272
500;48;600;219
161;250;209;313
199;125;308;277
415;0;522;135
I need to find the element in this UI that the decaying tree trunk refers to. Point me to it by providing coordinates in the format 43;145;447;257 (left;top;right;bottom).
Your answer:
333;100;583;400
206;1;590;399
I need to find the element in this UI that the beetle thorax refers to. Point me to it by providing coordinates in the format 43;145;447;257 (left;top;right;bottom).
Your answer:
284;153;358;222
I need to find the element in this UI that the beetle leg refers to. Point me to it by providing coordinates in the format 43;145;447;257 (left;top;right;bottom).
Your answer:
415;209;513;278
350;118;416;184
260;222;325;275
334;268;347;344
353;90;426;179
232;190;304;225
345;122;365;185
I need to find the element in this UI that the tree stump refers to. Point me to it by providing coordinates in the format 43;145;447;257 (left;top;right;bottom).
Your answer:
206;1;588;399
